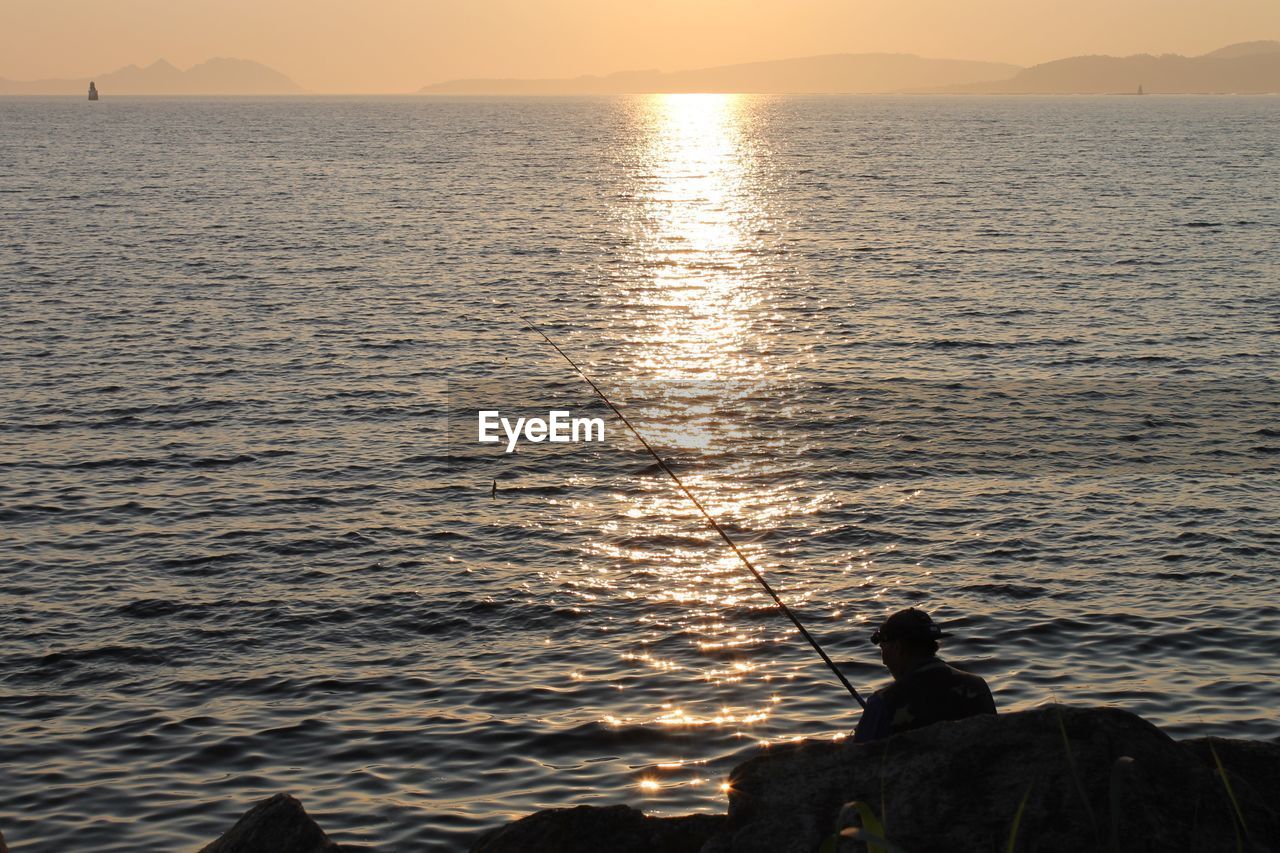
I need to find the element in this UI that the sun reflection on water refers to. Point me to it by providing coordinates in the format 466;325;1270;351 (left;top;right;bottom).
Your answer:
537;94;847;802
623;93;766;384
580;92;826;745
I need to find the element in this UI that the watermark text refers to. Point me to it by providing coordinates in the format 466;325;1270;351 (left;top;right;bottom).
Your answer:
477;410;606;453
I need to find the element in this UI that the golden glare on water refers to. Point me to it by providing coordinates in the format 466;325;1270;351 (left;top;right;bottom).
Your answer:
624;93;768;385
636;772;729;795
577;90;831;746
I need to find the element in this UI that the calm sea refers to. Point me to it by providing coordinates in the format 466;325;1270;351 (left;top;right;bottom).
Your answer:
1;95;1277;851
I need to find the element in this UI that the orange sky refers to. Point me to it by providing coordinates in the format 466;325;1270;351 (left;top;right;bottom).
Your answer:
2;0;1277;93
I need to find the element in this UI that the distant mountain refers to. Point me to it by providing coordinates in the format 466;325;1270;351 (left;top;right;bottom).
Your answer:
1202;40;1280;59
0;58;303;95
419;53;1022;95
948;41;1280;94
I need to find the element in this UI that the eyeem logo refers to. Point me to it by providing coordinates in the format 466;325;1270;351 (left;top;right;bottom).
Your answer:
478;410;606;453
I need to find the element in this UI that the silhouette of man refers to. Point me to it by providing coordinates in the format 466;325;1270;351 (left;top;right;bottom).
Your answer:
852;607;996;743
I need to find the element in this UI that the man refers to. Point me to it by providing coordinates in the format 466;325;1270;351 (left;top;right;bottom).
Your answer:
852;607;996;743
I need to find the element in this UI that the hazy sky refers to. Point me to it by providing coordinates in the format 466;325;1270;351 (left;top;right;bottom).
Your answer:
3;0;1277;93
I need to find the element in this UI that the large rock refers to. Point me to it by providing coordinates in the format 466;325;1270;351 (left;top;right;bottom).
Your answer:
471;804;724;853
474;706;1280;852
713;705;1278;852
199;793;344;853
1184;735;1280;807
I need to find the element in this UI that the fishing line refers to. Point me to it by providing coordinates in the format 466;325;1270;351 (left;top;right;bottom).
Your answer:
515;313;866;708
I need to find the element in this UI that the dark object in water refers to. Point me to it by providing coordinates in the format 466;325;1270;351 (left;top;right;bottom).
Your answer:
199;793;344;853
88;81;99;101
472;805;724;853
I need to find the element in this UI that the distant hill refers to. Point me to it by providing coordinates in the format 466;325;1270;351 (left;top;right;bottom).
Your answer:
0;58;303;95
1202;40;1280;59
948;41;1280;94
419;53;1022;95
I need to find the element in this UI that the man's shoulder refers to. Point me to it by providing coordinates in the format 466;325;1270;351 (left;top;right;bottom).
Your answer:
936;659;997;711
938;660;991;686
883;658;995;704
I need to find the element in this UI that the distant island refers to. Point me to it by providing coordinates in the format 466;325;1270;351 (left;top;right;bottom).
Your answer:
420;41;1280;95
418;53;1020;95
3;41;1276;96
0;58;303;96
949;40;1280;94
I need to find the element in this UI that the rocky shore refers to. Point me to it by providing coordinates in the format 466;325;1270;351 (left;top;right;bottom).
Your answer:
150;705;1278;852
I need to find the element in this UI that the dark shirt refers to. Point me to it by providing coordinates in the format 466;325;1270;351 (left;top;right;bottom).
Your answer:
853;657;996;743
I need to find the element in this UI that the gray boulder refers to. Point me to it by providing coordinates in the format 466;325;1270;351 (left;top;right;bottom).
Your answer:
471;804;725;853
199;793;344;853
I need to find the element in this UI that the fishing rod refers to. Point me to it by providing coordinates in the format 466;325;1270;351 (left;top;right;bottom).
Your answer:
516;314;866;709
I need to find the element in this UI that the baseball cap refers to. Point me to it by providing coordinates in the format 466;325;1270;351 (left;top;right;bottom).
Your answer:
870;608;948;644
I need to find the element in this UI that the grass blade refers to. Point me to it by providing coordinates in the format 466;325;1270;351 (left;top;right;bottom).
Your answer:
1004;780;1034;853
1207;738;1248;852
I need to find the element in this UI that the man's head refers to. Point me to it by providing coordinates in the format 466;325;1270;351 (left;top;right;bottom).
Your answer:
870;608;947;680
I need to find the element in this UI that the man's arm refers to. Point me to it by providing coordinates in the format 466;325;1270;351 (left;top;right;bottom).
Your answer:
852;692;889;743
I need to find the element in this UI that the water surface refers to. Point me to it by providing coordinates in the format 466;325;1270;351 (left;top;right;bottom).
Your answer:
1;94;1277;851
